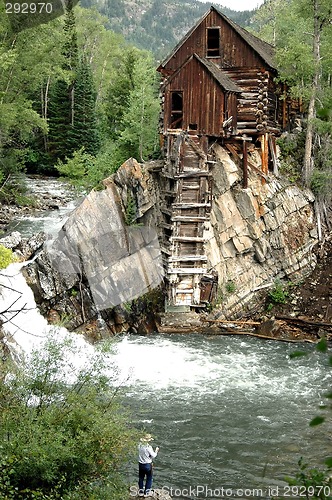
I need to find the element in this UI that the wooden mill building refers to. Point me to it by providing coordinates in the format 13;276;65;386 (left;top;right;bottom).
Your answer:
157;6;296;310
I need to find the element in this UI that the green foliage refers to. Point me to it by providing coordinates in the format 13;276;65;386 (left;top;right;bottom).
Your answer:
252;0;332;189
57;147;95;182
125;191;137;226
0;245;14;269
56;145;120;189
225;281;236;294
0;171;30;205
117;50;160;162
104;48;137;141
276;133;305;183
62;0;79;72
283;458;332;500
267;279;289;306
0;0;160;190
0;338;138;498
47;78;76;162
104;48;160;167
73;56;100;156
47;4;100;163
310;169;332;197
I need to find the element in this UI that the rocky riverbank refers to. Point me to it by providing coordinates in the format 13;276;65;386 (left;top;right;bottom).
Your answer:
0;175;78;234
0;167;330;344
158;233;332;342
129;487;172;499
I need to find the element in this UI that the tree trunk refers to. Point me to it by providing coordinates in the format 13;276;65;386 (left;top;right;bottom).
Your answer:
302;0;321;186
40;76;51;152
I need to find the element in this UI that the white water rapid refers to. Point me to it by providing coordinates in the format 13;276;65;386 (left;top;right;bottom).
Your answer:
0;261;94;367
0;266;331;499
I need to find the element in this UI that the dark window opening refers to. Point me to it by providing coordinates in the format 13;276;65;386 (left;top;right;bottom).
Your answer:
189;123;198;130
170;91;183;129
207;28;220;57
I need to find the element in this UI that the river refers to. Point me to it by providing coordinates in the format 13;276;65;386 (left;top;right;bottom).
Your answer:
4;176;80;238
0;177;331;500
113;334;331;499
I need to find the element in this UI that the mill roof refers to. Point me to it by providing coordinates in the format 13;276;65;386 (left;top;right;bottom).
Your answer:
162;53;242;93
159;5;276;71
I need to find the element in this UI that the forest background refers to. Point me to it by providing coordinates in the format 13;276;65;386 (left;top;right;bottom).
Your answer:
0;0;331;204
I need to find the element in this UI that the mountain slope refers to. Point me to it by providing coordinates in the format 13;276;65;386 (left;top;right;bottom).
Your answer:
80;0;254;59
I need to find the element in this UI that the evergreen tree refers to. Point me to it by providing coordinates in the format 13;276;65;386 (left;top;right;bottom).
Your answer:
62;0;79;72
48;1;101;162
48;78;75;160
47;0;80;162
73;56;100;155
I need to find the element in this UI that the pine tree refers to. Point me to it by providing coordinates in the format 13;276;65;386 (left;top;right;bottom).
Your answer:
62;0;79;72
73;56;100;155
48;79;75;160
47;0;80;161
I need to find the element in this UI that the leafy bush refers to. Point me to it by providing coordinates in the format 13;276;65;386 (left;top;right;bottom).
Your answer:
125;192;137;225
277;133;305;183
284;458;332;500
0;338;138;498
56;145;123;190
225;281;236;293
310;169;332;199
268;279;289;306
0;245;14;269
57;147;95;183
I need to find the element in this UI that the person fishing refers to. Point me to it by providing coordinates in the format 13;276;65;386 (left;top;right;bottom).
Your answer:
138;433;159;497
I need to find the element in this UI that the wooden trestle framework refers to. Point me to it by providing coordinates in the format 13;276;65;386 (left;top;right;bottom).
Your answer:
160;132;218;308
157;6;302;310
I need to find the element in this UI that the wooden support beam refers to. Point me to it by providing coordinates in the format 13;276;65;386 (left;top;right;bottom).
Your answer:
160;222;173;230
160;206;172;216
225;143;268;181
172;215;209;222
242;140;248;189
168;268;207;274
162;190;177;197
202;318;260;325
160;246;172;255
275;315;332;330
169;255;207;262
175;171;211;178
172;202;211;209
268;134;278;176
261;132;269;184
237;128;262;135
171;236;205;242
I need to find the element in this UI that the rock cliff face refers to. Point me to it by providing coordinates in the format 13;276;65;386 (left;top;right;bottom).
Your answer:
23;158;164;336
21;149;317;332
205;144;317;316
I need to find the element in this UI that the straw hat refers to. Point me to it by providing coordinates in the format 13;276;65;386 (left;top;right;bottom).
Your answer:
140;433;154;442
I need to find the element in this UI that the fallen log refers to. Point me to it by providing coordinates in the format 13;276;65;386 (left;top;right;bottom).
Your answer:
202;318;260;326
275;315;332;330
